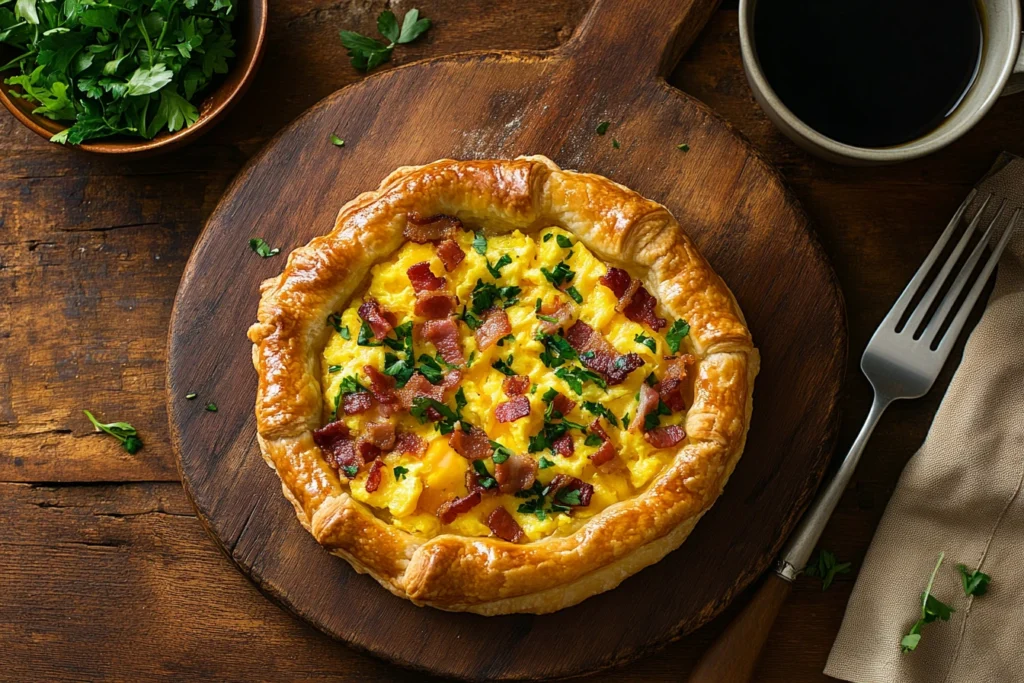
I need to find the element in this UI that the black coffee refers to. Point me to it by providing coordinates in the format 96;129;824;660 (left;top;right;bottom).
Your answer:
753;0;982;148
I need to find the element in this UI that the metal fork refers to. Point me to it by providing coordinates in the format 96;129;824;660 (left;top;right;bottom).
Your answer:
688;189;1021;683
776;189;1021;581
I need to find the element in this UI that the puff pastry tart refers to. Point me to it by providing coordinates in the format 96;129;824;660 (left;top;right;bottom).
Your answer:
248;156;758;615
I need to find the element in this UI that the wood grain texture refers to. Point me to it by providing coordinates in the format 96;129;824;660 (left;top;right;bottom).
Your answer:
166;0;845;679
2;1;1023;681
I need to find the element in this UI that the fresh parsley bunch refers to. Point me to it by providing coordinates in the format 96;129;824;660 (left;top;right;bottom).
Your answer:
0;0;236;144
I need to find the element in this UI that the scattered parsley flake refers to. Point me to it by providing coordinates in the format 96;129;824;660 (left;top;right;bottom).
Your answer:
342;464;359;478
666;319;690;354
956;564;991;597
184;393;197;400
538;456;555;469
634;332;657;353
804;549;852;591
472;232;488;255
555;234;573;249
565;286;583;304
596;121;610;135
205;402;218;412
582;401;619;428
612;139;620;149
249;238;280;258
677;143;690;152
83;410;142;454
393;465;409;481
584;433;603;447
490;440;512;464
328;365;342;373
330;134;345;147
357;320;382;347
486;253;512;279
491;356;516;376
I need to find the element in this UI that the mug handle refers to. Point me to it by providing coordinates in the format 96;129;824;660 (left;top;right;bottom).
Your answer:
1004;29;1024;95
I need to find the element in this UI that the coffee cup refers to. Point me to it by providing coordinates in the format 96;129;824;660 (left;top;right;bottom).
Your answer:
739;0;1024;164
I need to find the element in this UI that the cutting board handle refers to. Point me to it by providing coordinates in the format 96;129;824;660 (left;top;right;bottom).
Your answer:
563;0;723;79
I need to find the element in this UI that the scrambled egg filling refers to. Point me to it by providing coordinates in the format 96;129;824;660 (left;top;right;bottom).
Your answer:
321;227;689;541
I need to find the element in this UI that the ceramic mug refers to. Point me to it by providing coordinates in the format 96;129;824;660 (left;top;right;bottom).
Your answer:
739;0;1024;164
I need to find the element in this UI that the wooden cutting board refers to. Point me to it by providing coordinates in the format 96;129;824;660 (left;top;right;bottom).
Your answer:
167;0;847;679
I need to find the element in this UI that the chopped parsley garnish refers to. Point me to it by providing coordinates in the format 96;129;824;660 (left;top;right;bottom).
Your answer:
666;319;691;354
496;333;516;347
472;232;488;255
416;354;445;384
540;261;575;289
249;238;280;258
556;488;581;506
184;393;197;400
357;320;382;347
470;280;521;314
582;402;619;427
566;286;583;304
205;402;218;412
492;355;516;376
677;143;690;152
555;366;606;395
339;325;351;340
383;352;415;387
490;441;512;464
486;253;512;279
83;410;142;454
338;375;367;395
393;466;409;481
382;321;414;353
328;365;342;373
459;307;482;330
536;313;560;324
536;331;577;368
901;552;955;653
612;139;620;149
804;549;852;591
327;312;345;333
957;564;991;597
342;464;359;478
330;134;345;147
538;456;555;469
642;400;672;431
584;433;604;447
596;121;610;135
644;372;658;387
543;233;553;242
555;234;573;249
410;397;460;434
634;332;657;353
466;351;477;367
472;459;496;489
339;8;431;72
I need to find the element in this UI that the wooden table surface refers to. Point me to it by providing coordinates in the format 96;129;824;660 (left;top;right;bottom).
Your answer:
2;1;1021;680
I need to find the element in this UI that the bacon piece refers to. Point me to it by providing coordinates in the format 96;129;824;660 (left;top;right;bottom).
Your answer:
449;425;493;460
487;507;526;543
414;291;457;319
394;431;426;456
363;365;398;406
551;432;575;457
502;375;530;397
538;300;576;335
357;298;396;339
656;354;696;412
645;425;686;449
365;459;384;492
440;369;463;392
495;454;538;494
599;267;667;331
475;307;513;351
407;262;446;293
405;213;463;243
564;320;645;385
629;384;661;433
546;474;594;507
312;421;359;472
552;393;577;417
599;267;633;299
586;419;616;466
363;421;396;450
437;239;465;272
421;317;465;366
396;372;444;411
356;440;381;463
623;286;667;331
495;396;531;423
341;391;373;415
437;490;482;524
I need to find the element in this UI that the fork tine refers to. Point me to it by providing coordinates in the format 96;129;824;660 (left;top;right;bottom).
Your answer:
929;206;1021;353
901;193;993;335
880;189;979;330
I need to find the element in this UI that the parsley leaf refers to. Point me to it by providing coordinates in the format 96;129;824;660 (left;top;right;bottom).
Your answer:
596;120;610;135
677;143;690;152
328;365;341;373
205;402;218;412
416;354;445;384
472;459;496;489
330;134;345;147
804;549;852;591
582;401;619;428
383;352;415;387
634;332;656;353
491;355;516;376
342;464;359;478
555;234;573;249
956;564;991;597
612;139;620;149
490;440;512;464
472;232;488;255
357;320;382;347
470;280;520;314
901;552;955;653
83;409;142;454
565;286;583;304
486;253;512;279
249;238;280;258
666;319;690;354
540;261;575;289
339;8;431;72
584;433;603;447
538;456;554;469
393;465;409;481
536;331;577;368
556;365;606;395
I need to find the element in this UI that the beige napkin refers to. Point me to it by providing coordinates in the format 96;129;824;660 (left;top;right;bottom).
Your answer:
825;153;1024;683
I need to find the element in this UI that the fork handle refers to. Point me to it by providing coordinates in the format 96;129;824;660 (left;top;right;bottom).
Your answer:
688;393;891;682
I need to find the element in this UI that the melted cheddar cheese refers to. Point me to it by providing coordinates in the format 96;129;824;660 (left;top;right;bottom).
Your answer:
321;227;689;541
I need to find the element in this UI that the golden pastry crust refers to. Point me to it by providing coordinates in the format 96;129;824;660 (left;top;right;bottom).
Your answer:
248;156;758;614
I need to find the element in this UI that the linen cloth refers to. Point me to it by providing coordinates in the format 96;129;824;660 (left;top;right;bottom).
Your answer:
825;153;1024;683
